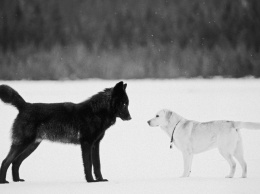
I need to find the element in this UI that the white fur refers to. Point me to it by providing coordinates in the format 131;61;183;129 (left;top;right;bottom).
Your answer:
148;109;260;178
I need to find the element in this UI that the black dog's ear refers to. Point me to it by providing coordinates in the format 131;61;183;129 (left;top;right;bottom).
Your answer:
123;83;127;90
112;81;124;96
114;81;124;90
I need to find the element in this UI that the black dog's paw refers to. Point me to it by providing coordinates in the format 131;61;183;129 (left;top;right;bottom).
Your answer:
87;179;99;183
14;178;25;182
0;180;9;184
87;178;108;183
97;178;108;182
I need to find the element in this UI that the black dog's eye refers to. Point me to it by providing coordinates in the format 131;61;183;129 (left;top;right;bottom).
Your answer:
123;103;127;107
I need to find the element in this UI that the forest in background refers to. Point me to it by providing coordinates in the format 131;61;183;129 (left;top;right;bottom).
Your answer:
0;0;260;80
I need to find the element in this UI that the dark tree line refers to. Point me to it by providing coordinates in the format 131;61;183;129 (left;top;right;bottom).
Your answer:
1;0;259;52
0;0;260;79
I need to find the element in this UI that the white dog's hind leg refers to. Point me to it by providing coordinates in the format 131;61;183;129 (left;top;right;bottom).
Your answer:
234;141;247;178
181;152;193;177
218;129;238;178
219;150;236;178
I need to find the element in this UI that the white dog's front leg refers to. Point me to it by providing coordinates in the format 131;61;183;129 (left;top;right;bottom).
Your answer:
181;152;193;177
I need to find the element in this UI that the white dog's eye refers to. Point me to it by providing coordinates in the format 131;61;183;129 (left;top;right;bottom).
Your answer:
156;115;159;118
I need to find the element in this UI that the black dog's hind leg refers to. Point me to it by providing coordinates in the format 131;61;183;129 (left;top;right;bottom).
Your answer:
0;143;29;184
80;141;97;183
92;139;108;182
12;142;41;182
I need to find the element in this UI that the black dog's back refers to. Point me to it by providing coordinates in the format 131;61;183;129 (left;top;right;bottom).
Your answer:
0;85;80;144
13;102;81;145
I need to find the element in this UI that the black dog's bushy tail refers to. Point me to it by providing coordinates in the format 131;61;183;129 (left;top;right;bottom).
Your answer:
0;85;26;111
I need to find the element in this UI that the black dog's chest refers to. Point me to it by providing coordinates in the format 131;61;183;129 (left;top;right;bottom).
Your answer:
104;117;116;128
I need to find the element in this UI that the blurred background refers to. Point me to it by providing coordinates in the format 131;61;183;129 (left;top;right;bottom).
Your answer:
0;0;260;80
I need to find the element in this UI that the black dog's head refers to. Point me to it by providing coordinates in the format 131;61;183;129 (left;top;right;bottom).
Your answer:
111;81;131;121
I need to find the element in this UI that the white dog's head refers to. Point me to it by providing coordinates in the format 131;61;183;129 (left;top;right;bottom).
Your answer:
147;109;176;127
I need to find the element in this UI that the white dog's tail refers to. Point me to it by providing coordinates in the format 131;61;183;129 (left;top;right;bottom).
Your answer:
234;121;260;130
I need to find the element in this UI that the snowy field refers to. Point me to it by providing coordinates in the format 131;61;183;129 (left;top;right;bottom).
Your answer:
1;79;260;194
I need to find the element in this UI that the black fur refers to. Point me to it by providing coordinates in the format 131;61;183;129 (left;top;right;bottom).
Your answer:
0;81;131;184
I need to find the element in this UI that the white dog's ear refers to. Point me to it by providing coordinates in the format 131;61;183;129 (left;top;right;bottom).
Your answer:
166;111;173;122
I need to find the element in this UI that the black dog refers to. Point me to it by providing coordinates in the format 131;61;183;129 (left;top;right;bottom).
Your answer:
0;81;131;184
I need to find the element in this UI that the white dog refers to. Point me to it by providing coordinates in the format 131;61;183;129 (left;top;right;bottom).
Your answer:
147;109;260;178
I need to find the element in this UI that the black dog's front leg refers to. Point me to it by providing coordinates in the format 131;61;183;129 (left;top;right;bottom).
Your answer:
80;141;97;183
92;140;108;182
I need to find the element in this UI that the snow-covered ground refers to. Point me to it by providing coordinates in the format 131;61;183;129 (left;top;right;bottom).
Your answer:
0;79;260;194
